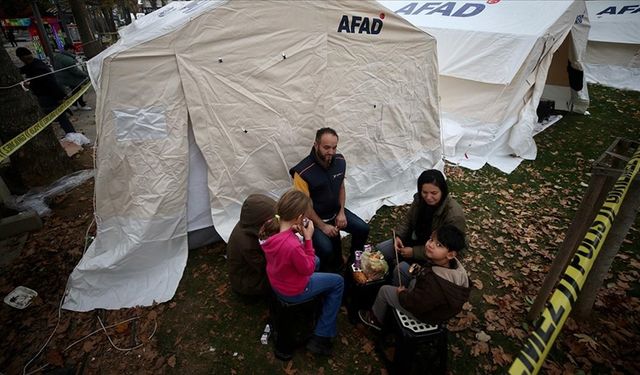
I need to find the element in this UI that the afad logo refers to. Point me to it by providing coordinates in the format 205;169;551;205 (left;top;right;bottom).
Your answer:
337;13;385;34
596;4;640;15
395;1;500;18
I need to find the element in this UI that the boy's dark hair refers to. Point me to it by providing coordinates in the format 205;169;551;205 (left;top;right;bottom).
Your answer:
15;47;32;58
436;225;466;254
315;127;338;143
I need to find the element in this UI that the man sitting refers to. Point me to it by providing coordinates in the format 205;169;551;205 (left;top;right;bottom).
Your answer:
289;127;369;272
358;225;470;329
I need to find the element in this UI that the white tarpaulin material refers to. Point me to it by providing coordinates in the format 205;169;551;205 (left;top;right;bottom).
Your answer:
378;0;590;173
64;0;442;311
585;1;640;91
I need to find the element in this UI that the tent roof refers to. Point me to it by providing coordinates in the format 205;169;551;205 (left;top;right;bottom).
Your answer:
378;0;582;84
586;1;640;44
89;0;225;88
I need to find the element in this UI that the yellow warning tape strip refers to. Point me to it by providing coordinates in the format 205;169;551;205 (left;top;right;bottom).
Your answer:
0;82;92;162
509;147;640;375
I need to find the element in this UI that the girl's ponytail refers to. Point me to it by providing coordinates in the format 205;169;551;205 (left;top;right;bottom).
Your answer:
258;190;311;241
259;215;280;241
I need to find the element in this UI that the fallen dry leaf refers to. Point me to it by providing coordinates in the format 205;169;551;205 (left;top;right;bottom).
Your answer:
82;340;94;353
167;355;176;368
46;350;64;367
115;322;129;334
476;331;491;343
574;333;599;351
362;340;375;354
470;341;489;357
283;360;297;375
483;294;498;305
491;346;513;366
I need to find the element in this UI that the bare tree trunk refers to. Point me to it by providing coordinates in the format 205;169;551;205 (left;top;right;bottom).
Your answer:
121;0;133;24
92;8;106;35
102;6;117;33
0;46;73;188
31;0;54;63
68;0;102;59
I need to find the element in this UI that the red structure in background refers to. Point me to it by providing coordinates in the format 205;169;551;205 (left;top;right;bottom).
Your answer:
2;17;82;59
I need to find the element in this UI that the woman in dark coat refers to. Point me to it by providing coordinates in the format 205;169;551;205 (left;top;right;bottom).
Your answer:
379;169;466;285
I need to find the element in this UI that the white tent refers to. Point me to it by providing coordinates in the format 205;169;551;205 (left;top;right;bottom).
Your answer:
585;1;640;91
63;0;441;311
378;0;590;173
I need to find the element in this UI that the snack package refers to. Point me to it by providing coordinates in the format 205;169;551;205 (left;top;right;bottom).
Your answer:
360;250;388;281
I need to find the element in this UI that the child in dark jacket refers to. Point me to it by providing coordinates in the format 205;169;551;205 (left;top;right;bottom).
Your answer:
359;225;470;329
227;194;276;297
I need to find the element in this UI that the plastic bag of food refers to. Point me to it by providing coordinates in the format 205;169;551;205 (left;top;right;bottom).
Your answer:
360;250;388;281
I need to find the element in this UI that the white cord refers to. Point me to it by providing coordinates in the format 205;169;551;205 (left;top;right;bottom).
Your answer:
64;315;157;353
1;63;87;90
24;363;48;375
96;315;158;352
22;289;65;375
63;316;140;352
21;216;154;374
83;218;96;255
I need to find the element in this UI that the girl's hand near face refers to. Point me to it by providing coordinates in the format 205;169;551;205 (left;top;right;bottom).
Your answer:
301;219;314;241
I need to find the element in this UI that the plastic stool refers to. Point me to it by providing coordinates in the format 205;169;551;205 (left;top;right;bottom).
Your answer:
269;293;320;361
391;309;448;374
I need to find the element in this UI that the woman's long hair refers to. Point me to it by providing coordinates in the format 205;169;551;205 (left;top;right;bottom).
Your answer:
414;169;449;244
259;189;311;241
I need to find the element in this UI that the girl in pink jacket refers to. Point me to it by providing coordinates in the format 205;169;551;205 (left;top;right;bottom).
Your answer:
260;189;344;356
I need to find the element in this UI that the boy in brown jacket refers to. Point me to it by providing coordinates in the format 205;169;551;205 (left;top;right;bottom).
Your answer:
359;225;470;329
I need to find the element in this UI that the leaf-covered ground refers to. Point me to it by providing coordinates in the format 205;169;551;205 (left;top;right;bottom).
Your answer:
0;85;638;374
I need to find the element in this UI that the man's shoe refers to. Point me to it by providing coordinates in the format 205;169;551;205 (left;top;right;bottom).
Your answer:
358;310;382;331
79;106;92;111
306;335;333;356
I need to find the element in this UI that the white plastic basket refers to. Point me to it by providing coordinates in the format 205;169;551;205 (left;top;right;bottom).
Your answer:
395;309;440;334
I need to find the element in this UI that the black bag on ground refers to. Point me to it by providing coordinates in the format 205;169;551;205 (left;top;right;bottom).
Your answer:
536;99;555;123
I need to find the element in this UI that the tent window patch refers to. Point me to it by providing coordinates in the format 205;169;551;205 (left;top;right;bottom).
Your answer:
114;107;168;142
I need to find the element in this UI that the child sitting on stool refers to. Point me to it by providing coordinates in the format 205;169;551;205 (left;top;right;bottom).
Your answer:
260;189;344;356
358;225;470;330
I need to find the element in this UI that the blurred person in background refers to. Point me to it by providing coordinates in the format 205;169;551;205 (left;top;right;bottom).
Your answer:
16;47;77;134
53;43;91;111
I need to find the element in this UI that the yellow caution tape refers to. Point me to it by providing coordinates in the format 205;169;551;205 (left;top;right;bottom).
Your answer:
509;147;640;375
0;82;92;162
